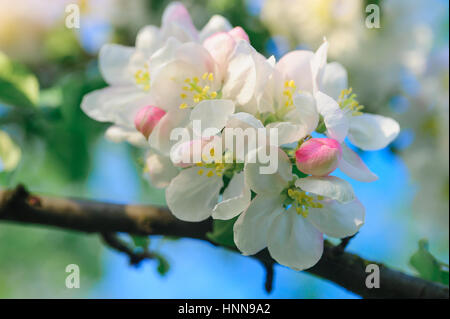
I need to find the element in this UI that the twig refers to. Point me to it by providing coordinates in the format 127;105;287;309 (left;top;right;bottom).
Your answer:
0;185;448;299
101;233;155;266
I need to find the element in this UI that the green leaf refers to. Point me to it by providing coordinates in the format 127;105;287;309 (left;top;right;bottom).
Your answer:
206;217;238;248
131;235;150;249
155;253;170;276
0;130;21;172
409;239;449;285
0;52;39;108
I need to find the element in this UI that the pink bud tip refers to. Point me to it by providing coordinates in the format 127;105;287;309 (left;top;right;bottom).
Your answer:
295;138;342;176
134;106;166;139
228;26;249;42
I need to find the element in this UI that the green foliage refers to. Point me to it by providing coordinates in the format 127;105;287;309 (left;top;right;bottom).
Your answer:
131;235;150;249
207;217;238;248
0;130;21;172
155;253;171;276
0;51;39;108
410;239;449;285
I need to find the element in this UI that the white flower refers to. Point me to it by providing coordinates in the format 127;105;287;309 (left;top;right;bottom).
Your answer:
234;145;365;270
81;2;233;148
165;104;252;222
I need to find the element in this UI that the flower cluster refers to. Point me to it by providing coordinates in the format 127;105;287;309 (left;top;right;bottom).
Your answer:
81;2;400;270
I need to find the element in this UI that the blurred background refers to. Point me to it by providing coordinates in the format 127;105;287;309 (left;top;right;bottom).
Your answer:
0;0;448;298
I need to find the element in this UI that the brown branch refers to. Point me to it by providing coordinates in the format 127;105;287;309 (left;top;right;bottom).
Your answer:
0;185;448;299
101;233;156;266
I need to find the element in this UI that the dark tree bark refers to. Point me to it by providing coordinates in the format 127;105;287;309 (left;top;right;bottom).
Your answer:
0;185;448;299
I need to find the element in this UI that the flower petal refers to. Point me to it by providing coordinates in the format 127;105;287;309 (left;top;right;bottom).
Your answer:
81;86;154;128
338;143;378;182
348;114;400;150
212;172;251;220
315;91;349;142
135;25;161;57
105;125;148;148
190;99;235;136
199;15;232;41
320;62;348;100
245;146;292;194
276;50;315;92
289;91;320;135
233;194;284;255
295;176;355;203
222;41;257;105
311;40;329;93
307;198;365;238
149;108;191;155
266;121;307;146
166;166;223;221
145;152;179;188
161;2;198;42
225;112;264;130
99;44;136;86
268;207;324;270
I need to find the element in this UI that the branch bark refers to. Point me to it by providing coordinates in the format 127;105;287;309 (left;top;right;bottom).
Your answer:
0;185;448;299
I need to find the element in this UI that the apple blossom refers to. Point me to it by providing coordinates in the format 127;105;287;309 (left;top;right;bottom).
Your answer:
235;145;364;270
134;105;166;139
295;138;342;176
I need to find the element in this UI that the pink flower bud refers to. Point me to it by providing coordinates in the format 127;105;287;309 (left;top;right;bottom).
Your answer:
134;106;166;139
295;138;342;176
228;26;249;42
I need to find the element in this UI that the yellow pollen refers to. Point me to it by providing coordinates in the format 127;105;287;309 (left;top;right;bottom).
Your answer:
206;170;214;177
178;73;219;109
338;88;364;116
134;67;151;91
287;188;324;218
198;169;204;175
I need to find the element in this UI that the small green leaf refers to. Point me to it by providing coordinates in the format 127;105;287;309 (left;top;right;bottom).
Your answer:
0;130;21;172
131;235;150;249
207;217;238;248
410;239;449;285
155;253;170;276
0;51;39;108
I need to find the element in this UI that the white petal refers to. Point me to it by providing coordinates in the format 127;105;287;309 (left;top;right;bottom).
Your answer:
295;176;355;203
145;152;179;189
225;112;264;130
307;198;365;238
266;121;307;146
315;91;349;142
348;114;400;150
222;41;257;105
135;26;161;57
199;15;232;41
166;166;223;221
268;207;323;270
320;62;348;100
276;50;314;92
244;146;292;194
212;172;251;220
99;44;135;86
311;40;329;92
233;194;284;255
190;99;235;137
338;143;378;182
289;91;319;135
161;2;198;42
81;86;154;127
148;108;191;156
105;125;148;148
202;32;235;76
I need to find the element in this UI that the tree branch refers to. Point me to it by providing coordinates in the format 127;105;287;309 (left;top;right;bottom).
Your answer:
0;185;448;299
